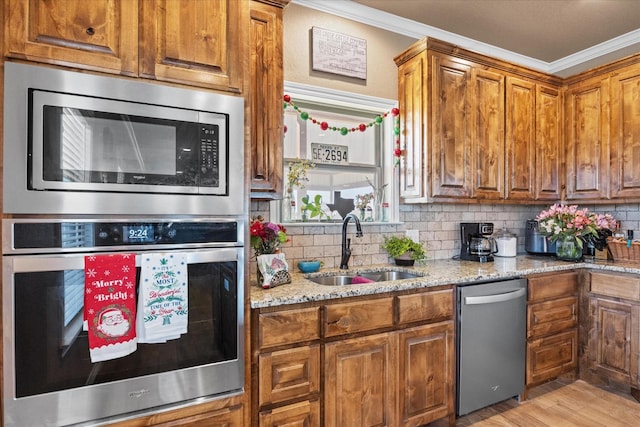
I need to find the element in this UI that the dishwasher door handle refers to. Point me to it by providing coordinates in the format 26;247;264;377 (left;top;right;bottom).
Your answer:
464;288;526;305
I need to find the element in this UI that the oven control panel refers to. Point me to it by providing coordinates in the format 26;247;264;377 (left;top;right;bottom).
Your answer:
7;220;241;253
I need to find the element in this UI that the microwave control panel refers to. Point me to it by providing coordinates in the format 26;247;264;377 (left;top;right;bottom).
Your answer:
200;124;220;186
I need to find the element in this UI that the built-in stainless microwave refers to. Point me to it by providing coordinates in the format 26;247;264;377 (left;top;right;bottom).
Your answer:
3;62;245;216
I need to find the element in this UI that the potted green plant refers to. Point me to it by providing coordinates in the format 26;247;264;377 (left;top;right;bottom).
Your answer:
381;235;427;266
300;194;329;221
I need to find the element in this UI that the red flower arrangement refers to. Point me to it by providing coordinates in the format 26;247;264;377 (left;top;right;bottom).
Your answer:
250;216;288;257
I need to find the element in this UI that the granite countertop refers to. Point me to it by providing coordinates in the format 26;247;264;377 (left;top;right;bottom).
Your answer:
250;255;640;309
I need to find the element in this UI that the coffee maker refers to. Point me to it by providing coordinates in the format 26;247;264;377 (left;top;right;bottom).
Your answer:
460;222;496;262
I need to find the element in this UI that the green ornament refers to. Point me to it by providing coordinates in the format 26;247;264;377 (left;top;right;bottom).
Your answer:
394;126;400;135
340;127;348;135
375;116;383;124
300;111;309;120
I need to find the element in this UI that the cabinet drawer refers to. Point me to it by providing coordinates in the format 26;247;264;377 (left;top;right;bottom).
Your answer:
528;296;578;339
259;399;320;427
526;329;578;386
258;307;320;349
397;288;454;325
528;271;578;302
324;297;394;337
591;271;640;302
259;345;320;407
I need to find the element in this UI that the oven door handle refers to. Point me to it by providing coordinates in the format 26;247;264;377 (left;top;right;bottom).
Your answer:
464;288;526;305
6;248;242;273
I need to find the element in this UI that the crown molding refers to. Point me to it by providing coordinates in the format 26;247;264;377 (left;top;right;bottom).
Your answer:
547;29;640;74
284;81;396;111
292;0;640;76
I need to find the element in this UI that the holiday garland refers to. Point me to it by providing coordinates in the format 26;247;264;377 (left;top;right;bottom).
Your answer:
283;94;402;166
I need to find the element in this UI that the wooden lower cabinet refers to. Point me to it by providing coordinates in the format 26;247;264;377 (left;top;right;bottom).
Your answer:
151;405;244;427
252;287;455;427
258;345;320;408
397;322;455;427
527;329;578;385
586;271;640;400
588;297;638;386
105;398;244;427
258;400;320;427
525;271;579;396
325;332;397;427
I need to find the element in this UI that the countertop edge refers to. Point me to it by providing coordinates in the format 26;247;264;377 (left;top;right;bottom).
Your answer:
250;257;640;309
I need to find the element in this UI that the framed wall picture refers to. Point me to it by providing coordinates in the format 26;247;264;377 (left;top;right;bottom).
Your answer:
311;27;367;80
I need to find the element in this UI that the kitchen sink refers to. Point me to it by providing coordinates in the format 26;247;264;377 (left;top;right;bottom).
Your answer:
358;271;420;282
307;270;423;286
308;275;358;286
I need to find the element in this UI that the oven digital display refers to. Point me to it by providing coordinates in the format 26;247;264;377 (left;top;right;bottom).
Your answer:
123;225;155;243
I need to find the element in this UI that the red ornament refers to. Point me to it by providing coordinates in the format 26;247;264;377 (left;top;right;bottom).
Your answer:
394;148;402;156
391;107;400;116
284;125;287;134
320;121;329;130
283;94;291;102
358;123;367;132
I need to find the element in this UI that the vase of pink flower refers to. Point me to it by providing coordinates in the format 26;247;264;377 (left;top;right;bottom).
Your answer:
535;204;617;261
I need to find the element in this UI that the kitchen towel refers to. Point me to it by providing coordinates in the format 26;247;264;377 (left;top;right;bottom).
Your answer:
256;253;291;289
84;253;137;363
351;276;374;284
137;253;188;343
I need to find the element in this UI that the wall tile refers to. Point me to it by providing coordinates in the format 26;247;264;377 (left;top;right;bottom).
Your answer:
250;202;639;273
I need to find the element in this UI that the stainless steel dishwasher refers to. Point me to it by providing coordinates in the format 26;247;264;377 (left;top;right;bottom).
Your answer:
456;278;527;416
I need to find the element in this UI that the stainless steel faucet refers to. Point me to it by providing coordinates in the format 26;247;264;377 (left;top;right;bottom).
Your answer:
340;213;363;269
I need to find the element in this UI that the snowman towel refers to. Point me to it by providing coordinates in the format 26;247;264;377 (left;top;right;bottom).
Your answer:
137;253;188;343
84;253;138;363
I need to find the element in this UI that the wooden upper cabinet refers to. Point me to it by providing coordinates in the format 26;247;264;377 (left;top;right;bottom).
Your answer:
6;0;247;92
610;66;640;199
249;0;285;197
395;46;428;200
430;53;473;199
505;77;535;200
139;0;246;92
535;84;563;200
565;75;610;200
396;38;564;203
473;68;505;200
5;0;138;75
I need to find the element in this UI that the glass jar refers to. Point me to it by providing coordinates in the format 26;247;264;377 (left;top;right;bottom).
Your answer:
494;228;517;257
555;235;583;261
282;187;294;222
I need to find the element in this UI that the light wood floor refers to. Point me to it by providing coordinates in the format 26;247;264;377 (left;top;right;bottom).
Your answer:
454;380;640;426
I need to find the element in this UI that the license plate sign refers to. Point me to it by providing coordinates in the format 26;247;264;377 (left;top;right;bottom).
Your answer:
311;143;348;165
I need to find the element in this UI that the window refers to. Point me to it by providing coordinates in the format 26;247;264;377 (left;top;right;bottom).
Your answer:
274;82;398;223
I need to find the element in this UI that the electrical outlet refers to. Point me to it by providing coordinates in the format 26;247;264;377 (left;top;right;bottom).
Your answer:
406;229;419;242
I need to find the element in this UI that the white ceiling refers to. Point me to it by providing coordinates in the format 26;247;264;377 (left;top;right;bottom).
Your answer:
293;0;640;77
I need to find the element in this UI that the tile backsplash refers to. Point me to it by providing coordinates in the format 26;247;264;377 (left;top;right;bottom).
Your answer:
250;201;640;272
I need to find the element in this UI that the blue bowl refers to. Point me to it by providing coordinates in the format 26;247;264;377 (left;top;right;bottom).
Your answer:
298;260;321;273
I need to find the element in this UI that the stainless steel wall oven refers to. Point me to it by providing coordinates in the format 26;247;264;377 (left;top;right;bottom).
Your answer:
2;218;245;426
